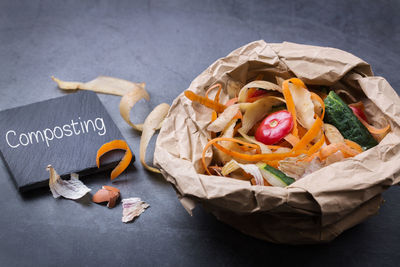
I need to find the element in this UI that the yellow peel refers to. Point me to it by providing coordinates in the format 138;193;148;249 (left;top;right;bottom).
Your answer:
52;76;145;96
119;86;151;132
140;103;170;173
323;123;344;144
207;104;240;132
221;159;241;176
212;119;239;164
239;96;285;134
238;80;282;102
288;82;315;130
237;128;272;154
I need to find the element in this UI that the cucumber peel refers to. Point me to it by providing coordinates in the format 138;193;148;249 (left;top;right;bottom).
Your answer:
324;91;377;150
256;162;295;187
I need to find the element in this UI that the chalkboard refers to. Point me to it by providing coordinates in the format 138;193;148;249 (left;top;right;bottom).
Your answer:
0;91;133;192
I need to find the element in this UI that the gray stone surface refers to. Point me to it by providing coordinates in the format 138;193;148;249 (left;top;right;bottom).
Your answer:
0;0;399;266
0;91;128;191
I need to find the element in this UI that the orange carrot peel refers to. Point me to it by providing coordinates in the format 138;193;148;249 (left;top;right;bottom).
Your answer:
282;80;298;138
184;90;227;113
202;137;261;175
353;112;391;135
225;97;238;106
307;133;325;155
212;141;306;163
201;137;307;175
344;139;363;153
211;111;218;122
205;83;223;103
284;133;300;147
319;143;360;160
224;97;242;119
96;140;133;180
292;117;324;151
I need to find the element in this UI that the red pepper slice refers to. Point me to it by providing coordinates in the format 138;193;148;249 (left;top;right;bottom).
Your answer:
349;106;368;122
255;110;294;145
248;89;269;99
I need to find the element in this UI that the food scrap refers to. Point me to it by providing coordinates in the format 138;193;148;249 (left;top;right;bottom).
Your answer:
47;165;91;200
52;76;145;96
92;185;120;208
184;77;391;187
121;198;149;223
96;140;133;180
140;103;170;173
119;86;150;131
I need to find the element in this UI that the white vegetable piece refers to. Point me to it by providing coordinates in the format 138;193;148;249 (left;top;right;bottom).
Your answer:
47;165;91;200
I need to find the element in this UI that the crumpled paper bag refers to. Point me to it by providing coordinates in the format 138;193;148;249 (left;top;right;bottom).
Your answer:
154;40;400;244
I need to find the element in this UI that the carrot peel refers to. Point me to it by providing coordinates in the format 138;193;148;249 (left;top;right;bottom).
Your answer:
201;137;307;174
96;140;133;180
184;90;227;113
205;83;223;103
344;139;363;153
353;112;391;135
292;117;323;151
282;80;298;137
307;133;325;155
202;137;261;175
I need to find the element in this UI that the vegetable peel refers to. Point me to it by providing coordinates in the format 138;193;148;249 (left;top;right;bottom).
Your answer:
140;103;170;173
207;104;240;132
96;140;133;180
52;76;146;96
119;86;152;132
238;80;282;102
184;90;226;113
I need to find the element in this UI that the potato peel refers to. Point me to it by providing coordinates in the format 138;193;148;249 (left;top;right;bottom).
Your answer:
238;80;282;102
96;140;133;180
221;159;264;185
140;103;170;173
324;123;344;144
288;82;316;130
278;155;309;179
237;128;272;154
239;96;285;134
212;119;239;164
207;104;239;132
52;76;145;96
119;86;151;132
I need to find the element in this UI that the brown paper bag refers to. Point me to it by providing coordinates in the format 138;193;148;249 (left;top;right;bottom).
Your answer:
154;40;400;244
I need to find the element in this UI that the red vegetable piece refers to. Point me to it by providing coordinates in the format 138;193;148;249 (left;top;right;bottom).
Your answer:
255;110;294;145
349;106;368;122
248;89;268;99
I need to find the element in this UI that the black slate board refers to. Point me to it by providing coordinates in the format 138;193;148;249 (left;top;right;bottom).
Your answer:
0;91;133;192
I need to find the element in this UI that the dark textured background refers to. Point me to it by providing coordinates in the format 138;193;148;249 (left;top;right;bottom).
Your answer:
0;0;399;266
